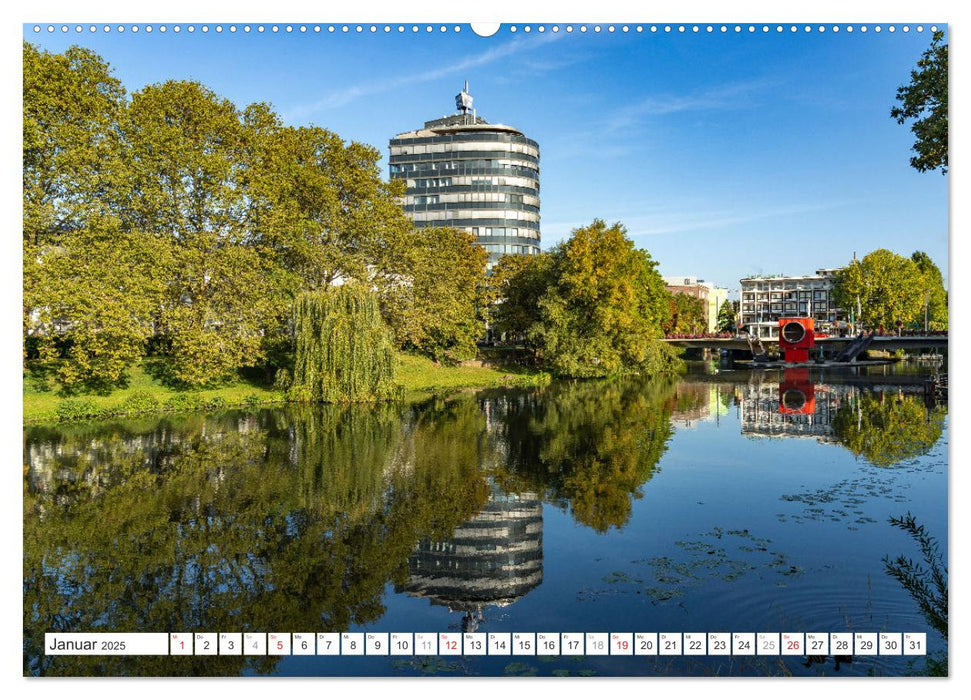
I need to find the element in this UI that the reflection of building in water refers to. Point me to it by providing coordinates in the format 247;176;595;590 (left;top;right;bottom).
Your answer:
401;485;543;630
670;383;732;429
740;378;853;442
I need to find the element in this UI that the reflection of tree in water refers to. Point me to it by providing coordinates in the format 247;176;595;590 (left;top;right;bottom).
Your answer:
883;513;947;676
832;391;946;467
399;485;543;631
23;402;490;676
488;377;679;532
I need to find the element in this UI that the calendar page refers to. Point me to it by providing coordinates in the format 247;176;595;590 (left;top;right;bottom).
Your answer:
21;5;951;683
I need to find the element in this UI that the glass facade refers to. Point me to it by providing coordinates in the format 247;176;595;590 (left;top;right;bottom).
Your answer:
390;113;540;267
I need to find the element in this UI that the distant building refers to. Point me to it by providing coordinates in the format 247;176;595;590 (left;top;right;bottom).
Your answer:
739;269;848;340
389;83;540;269
662;276;729;333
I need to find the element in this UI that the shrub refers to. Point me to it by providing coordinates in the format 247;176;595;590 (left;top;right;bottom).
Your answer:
164;393;202;412
56;398;98;421
121;390;159;414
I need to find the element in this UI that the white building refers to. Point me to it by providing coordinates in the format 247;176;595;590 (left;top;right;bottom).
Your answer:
739;268;847;339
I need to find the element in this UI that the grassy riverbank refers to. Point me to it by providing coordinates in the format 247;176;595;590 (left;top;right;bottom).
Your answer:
23;353;550;424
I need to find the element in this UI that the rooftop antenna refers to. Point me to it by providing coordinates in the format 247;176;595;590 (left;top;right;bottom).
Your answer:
455;80;474;116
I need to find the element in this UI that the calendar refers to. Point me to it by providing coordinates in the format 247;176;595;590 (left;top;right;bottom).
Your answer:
43;632;927;657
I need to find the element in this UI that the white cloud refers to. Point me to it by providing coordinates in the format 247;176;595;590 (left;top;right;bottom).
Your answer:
285;31;564;121
603;78;781;134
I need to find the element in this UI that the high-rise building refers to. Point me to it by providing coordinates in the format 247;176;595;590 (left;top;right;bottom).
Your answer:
389;83;540;268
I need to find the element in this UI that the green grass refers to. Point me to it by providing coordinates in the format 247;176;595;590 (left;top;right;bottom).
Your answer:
23;352;550;424
396;353;549;393
23;362;284;424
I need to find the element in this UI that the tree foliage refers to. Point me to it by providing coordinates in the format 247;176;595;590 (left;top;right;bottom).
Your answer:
663;292;707;335
23;42;127;248
716;298;737;333
891;31;948;174
492;219;680;378
832;249;928;330
486;252;555;344
379;227;488;363
289;286;401;403
26;219;168;392
911;251;948;330
23;43;484;391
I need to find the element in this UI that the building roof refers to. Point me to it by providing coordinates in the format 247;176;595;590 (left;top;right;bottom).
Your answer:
392;119;526;140
740;268;844;283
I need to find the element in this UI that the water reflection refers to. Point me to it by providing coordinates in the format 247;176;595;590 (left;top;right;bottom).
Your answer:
24;404;492;676
737;369;946;467
400;485;543;631
23;369;948;676
486;377;678;532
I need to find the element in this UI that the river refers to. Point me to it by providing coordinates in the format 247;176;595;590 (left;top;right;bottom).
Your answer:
23;363;948;676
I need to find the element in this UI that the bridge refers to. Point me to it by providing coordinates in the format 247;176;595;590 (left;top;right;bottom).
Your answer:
661;335;948;352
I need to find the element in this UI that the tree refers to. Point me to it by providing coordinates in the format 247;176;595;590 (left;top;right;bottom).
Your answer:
26;218;168;392
526;220;679;378
289;286;401;403
23;42;129;365
378;227;488;362
911;251;948;330
123;81;275;386
23;42;127;248
716;298;737;333
486;252;556;344
891;30;948;174
664;292;706;335
832;249;925;330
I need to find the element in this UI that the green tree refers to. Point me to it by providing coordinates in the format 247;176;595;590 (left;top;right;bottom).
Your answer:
23;42;130;368
891;30;948;174
242;119;413;293
911;251;948;330
289;285;401;403
528;220;678;378
487;252;556;346
378;227;488;362
123;81;275;386
664;292;706;335
26;218;169;392
833;249;925;330
716;298;737;333
23;42;127;248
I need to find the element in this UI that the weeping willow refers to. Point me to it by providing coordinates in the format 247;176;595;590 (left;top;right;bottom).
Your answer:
289;286;402;403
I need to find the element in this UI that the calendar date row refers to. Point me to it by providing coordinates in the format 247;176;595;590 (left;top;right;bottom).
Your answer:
46;632;927;657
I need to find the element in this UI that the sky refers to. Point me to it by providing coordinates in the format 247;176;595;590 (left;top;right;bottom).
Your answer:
22;21;949;293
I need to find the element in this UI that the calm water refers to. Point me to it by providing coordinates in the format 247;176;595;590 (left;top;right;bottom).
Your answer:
23;364;948;677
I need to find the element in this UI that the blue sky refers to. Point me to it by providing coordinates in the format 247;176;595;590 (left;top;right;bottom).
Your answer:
23;22;949;292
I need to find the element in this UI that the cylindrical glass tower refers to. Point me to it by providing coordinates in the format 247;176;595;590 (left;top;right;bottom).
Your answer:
389;83;540;268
